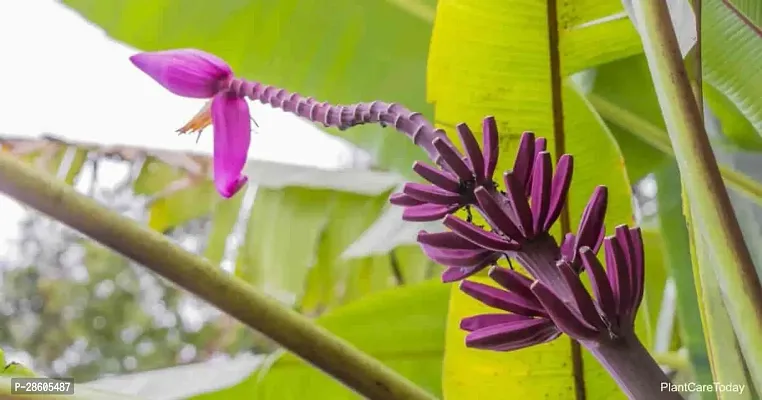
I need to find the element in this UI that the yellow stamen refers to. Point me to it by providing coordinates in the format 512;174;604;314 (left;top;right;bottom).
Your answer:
177;100;213;135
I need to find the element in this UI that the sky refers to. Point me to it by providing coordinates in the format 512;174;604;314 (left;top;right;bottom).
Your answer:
0;0;357;246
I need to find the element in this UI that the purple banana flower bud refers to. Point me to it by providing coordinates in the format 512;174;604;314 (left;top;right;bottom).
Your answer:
130;49;233;98
130;49;249;199
131;48;462;199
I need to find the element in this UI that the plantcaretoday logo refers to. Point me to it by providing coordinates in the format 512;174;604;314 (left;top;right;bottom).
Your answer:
661;382;746;394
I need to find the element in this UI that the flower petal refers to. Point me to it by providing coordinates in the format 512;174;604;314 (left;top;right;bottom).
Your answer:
130;49;232;98
211;92;250;198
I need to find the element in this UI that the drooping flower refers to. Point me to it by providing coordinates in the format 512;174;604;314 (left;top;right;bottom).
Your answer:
132;49;478;199
210;92;251;197
459;267;561;351
130;49;250;198
390;120;547;222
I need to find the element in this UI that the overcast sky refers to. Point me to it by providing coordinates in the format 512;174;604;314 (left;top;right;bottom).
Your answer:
0;0;356;246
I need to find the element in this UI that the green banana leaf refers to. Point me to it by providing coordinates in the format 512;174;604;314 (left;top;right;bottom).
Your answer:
702;0;762;140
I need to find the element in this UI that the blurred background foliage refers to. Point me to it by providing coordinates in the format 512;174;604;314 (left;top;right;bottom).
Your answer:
0;0;761;399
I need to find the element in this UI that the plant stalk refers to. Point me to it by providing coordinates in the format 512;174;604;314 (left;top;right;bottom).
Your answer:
587;93;762;207
630;0;762;390
588;334;681;400
684;199;753;399
0;152;437;400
